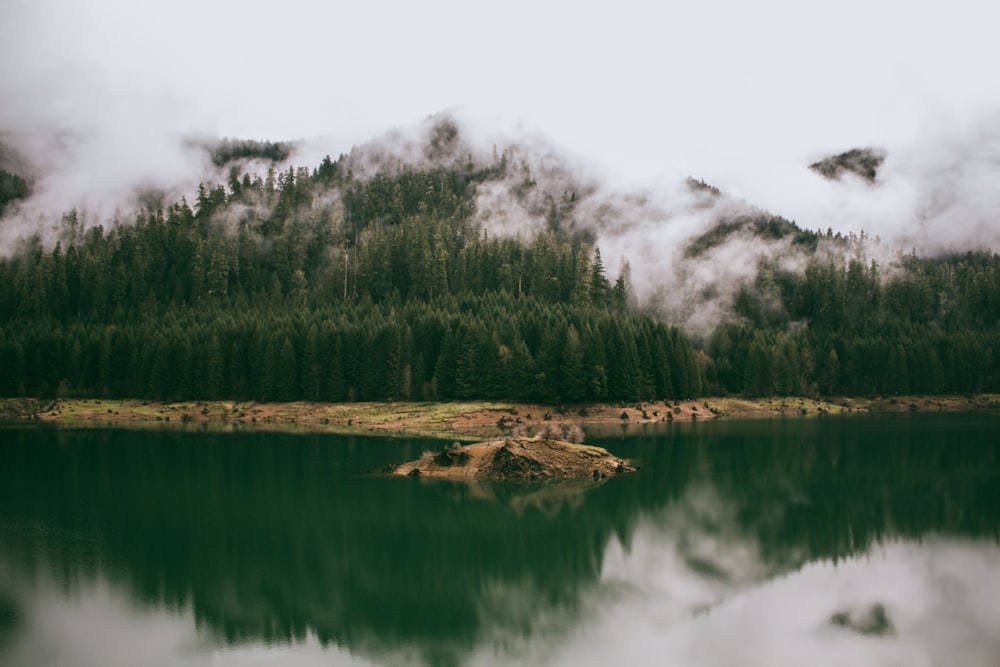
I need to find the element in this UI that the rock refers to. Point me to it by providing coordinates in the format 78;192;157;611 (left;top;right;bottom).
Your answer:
830;603;894;637
482;443;550;481
433;443;471;467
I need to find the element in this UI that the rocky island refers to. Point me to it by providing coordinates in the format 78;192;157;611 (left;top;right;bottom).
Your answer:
385;437;636;482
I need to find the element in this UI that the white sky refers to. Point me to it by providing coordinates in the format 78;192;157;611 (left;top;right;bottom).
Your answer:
2;0;1000;247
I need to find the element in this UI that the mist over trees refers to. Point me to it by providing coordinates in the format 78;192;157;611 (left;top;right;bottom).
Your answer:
713;251;1000;396
0;121;998;402
0;144;703;402
809;147;887;184
202;138;294;168
0;168;29;216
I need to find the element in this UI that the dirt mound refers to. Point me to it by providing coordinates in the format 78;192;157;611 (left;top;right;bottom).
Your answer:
388;437;635;482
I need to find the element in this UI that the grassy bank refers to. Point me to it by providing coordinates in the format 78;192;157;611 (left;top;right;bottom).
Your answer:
2;394;999;441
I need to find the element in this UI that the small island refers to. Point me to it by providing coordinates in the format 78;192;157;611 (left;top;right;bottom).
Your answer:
385;437;636;482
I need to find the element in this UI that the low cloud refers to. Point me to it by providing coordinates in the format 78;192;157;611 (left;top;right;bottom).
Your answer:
746;112;1000;256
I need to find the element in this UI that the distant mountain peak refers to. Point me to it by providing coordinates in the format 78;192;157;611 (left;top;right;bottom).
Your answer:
809;147;886;184
685;177;722;197
197;137;295;168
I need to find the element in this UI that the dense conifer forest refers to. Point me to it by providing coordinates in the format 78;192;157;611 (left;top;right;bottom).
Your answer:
0;121;998;402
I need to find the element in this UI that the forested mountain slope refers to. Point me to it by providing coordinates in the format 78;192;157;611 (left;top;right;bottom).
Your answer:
0;119;997;401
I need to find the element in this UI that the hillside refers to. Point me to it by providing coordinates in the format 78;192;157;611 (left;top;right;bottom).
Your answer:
0;117;998;403
809;147;887;183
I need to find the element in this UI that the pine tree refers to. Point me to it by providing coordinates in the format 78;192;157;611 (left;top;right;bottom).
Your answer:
275;336;298;402
205;335;224;399
301;325;322;401
561;325;586;402
590;248;610;308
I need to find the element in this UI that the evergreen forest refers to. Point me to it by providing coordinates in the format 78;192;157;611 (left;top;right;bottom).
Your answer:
1;122;998;403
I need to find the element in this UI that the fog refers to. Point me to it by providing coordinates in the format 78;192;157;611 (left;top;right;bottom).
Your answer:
2;0;1000;329
0;572;387;667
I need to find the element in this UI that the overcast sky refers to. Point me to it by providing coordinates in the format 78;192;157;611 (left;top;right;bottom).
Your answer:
2;0;1000;247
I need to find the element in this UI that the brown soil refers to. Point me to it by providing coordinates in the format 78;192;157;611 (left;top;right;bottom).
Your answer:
0;398;723;440
2;394;997;441
387;437;634;482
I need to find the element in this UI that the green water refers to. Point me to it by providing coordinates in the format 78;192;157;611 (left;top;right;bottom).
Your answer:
1;413;999;666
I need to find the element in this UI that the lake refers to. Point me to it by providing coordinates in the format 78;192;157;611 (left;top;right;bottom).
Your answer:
1;413;999;666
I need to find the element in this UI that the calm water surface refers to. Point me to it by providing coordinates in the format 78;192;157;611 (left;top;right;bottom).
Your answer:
1;413;999;666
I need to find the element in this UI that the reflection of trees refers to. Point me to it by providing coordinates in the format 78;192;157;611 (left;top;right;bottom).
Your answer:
0;428;620;666
597;414;1000;568
0;415;998;664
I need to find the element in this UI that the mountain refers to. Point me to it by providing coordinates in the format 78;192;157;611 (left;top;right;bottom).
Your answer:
197;137;294;168
809;147;887;183
0;140;30;217
0;116;997;402
0;168;29;217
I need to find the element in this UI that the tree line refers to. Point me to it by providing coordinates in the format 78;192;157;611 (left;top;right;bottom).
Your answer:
712;252;1000;396
0;294;703;403
0;136;998;402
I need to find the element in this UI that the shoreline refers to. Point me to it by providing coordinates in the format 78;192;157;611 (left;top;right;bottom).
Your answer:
2;394;998;440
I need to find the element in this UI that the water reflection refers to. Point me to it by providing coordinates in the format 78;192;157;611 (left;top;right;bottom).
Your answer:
4;534;999;667
0;570;392;667
489;536;1000;667
0;414;998;666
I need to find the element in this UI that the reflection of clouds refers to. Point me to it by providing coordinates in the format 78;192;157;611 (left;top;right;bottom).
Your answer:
670;538;1000;667
0;572;392;667
597;484;775;618
486;537;1000;667
0;575;208;667
4;530;1000;666
465;484;776;666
